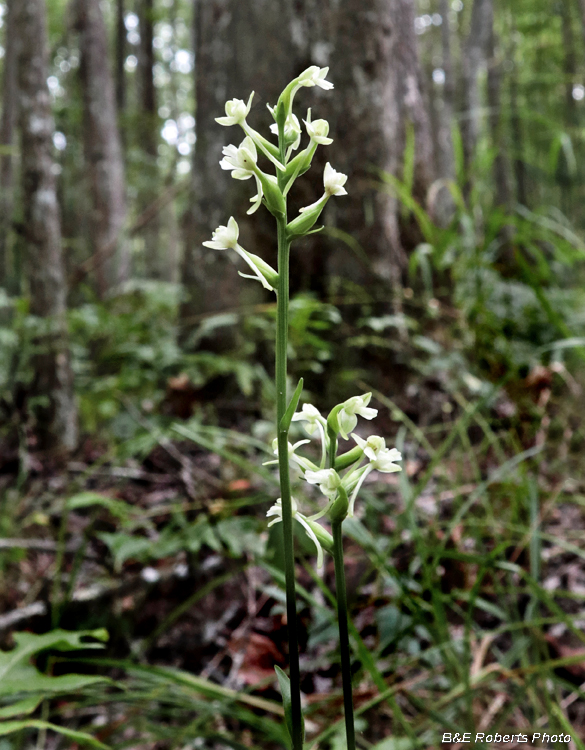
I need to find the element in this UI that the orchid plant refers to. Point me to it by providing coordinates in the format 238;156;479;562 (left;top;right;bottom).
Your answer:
205;67;401;750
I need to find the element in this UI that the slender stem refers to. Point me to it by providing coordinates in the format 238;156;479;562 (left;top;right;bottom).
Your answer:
276;213;303;750
327;424;337;469
332;520;356;750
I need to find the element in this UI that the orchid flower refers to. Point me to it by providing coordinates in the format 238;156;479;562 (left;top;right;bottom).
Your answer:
266;497;328;570
203;217;278;291
331;393;377;440
263;438;317;473
292;403;328;468
346;434;402;516
304;109;333;146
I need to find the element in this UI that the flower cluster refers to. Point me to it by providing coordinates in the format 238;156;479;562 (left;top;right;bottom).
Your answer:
204;66;347;288
265;393;402;569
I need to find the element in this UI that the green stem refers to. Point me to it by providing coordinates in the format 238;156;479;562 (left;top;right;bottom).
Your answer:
327;424;337;470
276;213;303;750
332;520;356;750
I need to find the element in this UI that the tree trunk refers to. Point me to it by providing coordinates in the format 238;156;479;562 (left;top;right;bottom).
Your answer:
293;0;435;286
74;0;129;294
116;0;126;113
180;0;297;332
462;0;493;171
486;21;512;210
137;0;161;279
15;0;78;453
432;0;456;222
0;0;18;287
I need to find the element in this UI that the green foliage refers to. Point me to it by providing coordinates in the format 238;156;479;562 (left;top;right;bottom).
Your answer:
0;629;110;747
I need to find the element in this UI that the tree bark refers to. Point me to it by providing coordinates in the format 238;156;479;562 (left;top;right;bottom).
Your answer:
293;0;435;286
74;0;129;294
15;0;78;452
486;21;512;210
180;0;297;331
0;0;18;287
137;0;161;279
116;0;126;113
432;0;456;222
462;0;493;170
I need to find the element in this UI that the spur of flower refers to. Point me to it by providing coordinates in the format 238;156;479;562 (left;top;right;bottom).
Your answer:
203;217;278;291
266;497;332;570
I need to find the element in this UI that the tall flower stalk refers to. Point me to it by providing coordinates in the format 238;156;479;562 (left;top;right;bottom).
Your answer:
206;67;401;750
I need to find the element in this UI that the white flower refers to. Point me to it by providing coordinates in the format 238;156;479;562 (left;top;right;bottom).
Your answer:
335;393;377;440
352;434;402;472
202;216;239;250
305;468;341;500
266;497;325;570
298;66;334;91
270;112;302;152
263;438;316;473
215;91;254;126
323;162;348;196
292;403;324;436
219;136;258;179
203;217;277;291
345;435;402;516
292;403;327;467
304;109;333;146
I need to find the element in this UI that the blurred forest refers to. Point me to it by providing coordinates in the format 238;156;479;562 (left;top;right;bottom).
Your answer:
1;0;585;748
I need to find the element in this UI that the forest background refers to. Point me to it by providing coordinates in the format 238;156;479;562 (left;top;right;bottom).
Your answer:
1;0;585;748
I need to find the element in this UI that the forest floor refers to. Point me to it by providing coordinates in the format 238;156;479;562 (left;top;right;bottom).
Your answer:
1;364;585;749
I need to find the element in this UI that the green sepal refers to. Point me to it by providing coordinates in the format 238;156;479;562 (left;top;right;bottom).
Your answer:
275;665;305;744
329;485;349;524
335;445;364;471
279;377;304;434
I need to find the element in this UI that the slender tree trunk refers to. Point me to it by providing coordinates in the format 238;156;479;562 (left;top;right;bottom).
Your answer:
486;18;512;209
0;0;18;287
180;0;296;332
433;0;456;222
509;35;526;207
116;0;126;114
74;0;129;294
137;0;161;279
462;0;493;171
15;0;78;453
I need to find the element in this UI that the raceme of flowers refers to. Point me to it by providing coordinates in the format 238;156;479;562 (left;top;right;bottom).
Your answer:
205;65;347;286
266;393;402;568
